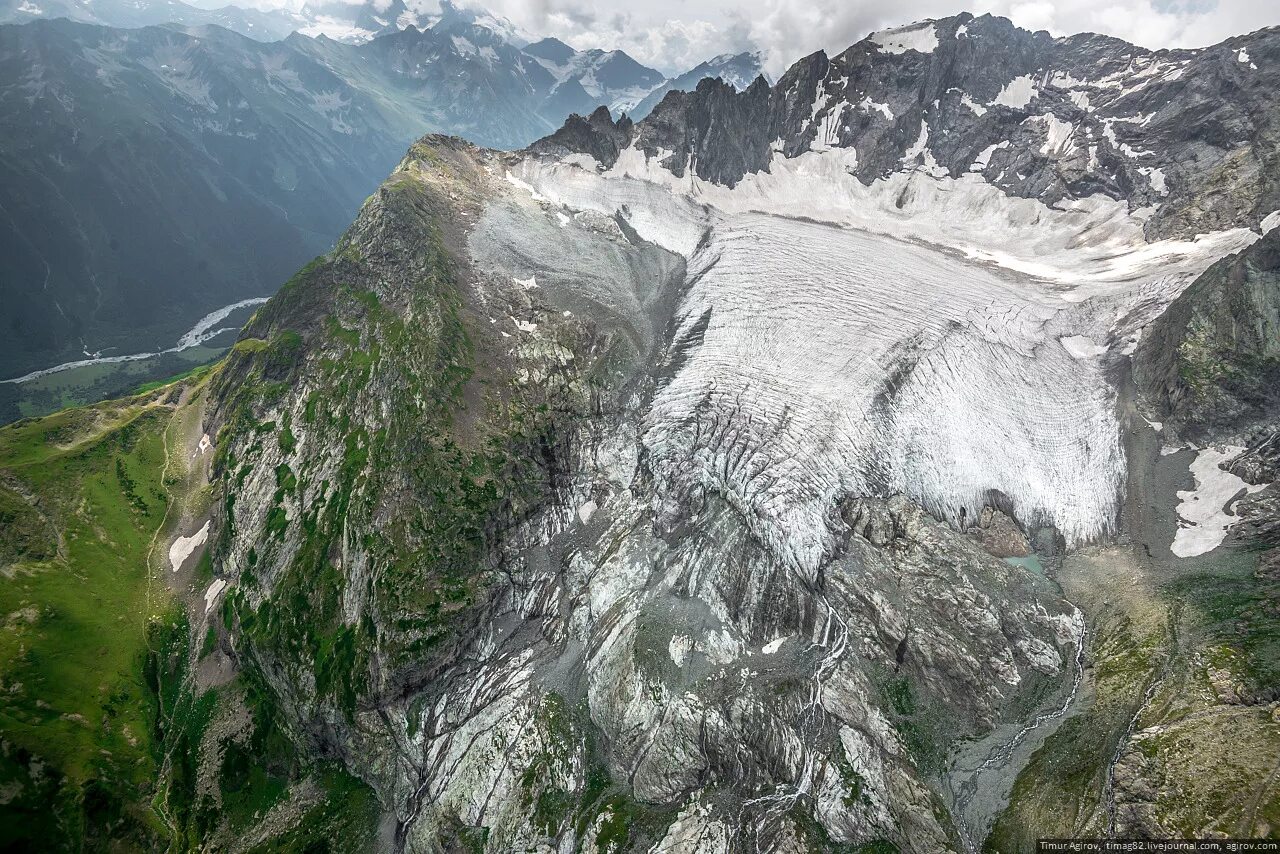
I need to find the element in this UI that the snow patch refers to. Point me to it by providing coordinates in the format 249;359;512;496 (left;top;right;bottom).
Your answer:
1171;446;1268;557
669;634;693;667
961;93;987;116
577;500;597;524
970;140;1007;171
992;74;1036;109
868;21;938;55
858;97;894;120
761;637;787;655
902;120;929;165
1034;113;1075;157
1102;120;1155;160
169;521;210;573
1142;166;1167;195
504;170;549;203
1048;71;1086;88
811;100;849;151
203;579;227;614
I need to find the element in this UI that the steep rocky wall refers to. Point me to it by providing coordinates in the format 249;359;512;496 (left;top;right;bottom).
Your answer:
535;13;1280;240
1135;229;1280;439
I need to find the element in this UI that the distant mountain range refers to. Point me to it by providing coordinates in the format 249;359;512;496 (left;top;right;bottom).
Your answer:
0;6;765;379
629;51;765;119
0;0;307;40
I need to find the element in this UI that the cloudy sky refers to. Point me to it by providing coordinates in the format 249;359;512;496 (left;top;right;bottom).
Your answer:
498;0;1278;74
255;0;1279;75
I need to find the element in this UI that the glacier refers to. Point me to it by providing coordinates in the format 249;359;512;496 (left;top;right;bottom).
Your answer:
495;145;1259;574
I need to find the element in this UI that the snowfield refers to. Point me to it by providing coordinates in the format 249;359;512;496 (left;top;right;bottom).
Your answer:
1171;446;1268;558
499;145;1259;573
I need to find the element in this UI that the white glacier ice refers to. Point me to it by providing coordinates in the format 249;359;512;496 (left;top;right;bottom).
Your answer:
1059;335;1108;359
501;145;1258;574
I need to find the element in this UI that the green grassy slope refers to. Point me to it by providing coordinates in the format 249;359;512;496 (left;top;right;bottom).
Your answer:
0;396;177;848
0;381;382;852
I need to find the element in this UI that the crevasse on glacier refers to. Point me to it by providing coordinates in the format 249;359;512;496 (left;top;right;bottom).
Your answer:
504;146;1257;574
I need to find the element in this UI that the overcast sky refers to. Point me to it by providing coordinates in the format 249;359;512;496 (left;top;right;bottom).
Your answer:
273;0;1280;75
497;0;1279;74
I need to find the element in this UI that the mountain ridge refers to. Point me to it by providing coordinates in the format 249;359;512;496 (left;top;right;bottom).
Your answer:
0;13;762;387
532;11;1280;239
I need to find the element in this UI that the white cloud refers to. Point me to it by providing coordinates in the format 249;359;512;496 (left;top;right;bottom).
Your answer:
744;0;1277;77
229;0;1278;75
473;0;754;73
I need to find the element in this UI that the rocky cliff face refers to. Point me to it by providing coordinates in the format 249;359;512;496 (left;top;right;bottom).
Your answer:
1135;228;1280;439
628;52;767;121
541;13;1280;239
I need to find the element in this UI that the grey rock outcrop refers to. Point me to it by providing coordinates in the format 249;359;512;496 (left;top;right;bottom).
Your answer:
538;13;1280;237
1135;229;1280;437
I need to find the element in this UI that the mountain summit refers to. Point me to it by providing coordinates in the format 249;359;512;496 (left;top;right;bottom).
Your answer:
0;14;760;388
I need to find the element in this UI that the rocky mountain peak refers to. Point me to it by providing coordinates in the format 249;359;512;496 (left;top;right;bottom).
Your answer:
523;35;576;63
535;12;1280;239
529;103;635;164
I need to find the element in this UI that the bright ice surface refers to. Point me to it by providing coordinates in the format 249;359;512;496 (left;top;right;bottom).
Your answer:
1171;447;1268;557
504;147;1257;573
1060;335;1108;359
868;22;939;55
